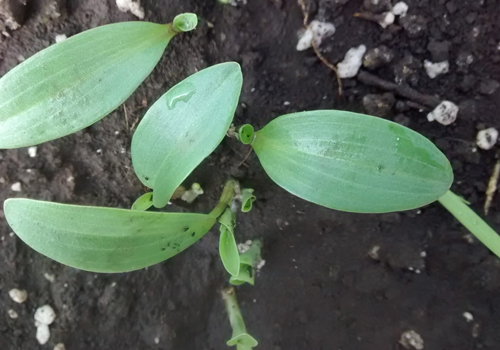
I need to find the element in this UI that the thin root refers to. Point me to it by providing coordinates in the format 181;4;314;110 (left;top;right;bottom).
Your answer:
484;160;500;215
238;147;253;167
298;0;343;96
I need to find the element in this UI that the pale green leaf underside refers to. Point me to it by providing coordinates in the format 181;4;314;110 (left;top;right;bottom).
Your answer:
252;110;453;213
4;199;216;272
131;62;243;208
0;22;174;148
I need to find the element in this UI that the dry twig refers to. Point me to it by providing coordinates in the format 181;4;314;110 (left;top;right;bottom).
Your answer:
484;160;500;215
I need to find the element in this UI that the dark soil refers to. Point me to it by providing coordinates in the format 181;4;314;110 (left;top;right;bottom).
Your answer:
1;0;500;349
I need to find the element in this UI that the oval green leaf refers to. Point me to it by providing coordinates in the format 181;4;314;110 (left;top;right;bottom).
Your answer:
0;21;183;149
252;110;453;213
131;62;243;208
4;198;216;273
131;192;154;211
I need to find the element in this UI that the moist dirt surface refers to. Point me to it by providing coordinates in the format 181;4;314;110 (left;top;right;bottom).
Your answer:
1;0;500;349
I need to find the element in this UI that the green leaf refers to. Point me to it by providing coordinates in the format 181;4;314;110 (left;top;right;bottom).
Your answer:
438;191;500;258
131;192;154;211
240;189;256;213
131;62;243;208
0;20;190;149
219;208;240;276
4;198;215;273
238;124;255;145
252;110;453;213
229;264;255;286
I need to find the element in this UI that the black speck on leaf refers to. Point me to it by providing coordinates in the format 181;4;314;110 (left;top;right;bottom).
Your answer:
161;247;166;251
191;232;195;237
183;226;189;232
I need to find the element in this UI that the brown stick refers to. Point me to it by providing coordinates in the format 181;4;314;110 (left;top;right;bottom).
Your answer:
357;70;441;109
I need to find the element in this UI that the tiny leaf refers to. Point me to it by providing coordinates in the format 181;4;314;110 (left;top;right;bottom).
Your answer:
229;264;255;286
4;199;215;273
252;110;453;213
131;62;243;208
238;124;255;145
0;20;188;148
241;189;256;213
131;192;154;211
173;13;198;32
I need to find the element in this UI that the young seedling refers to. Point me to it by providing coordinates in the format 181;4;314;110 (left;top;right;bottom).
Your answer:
222;288;258;349
0;13;197;149
2;55;500;349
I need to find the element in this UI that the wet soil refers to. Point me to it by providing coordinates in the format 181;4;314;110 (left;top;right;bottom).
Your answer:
1;0;500;349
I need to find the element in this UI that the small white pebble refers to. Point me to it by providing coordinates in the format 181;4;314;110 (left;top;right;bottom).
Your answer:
64;283;68;288
463;311;474;322
114;130;120;135
116;0;144;19
283;101;290;106
399;330;424;350
96;149;102;154
256;259;266;270
424;60;449;79
55;34;67;43
28;146;37;157
253;299;257;303
427;101;459;125
296;20;336;51
111;282;117;287
379;12;395;28
9;232;14;237
54;343;66;350
9;289;28;303
0;177;5;183
420;251;427;258
44;273;56;283
36;324;50;345
476;127;498;150
337;45;367;78
11;182;22;192
251;88;256;92
392;1;409;17
120;147;126;154
237;240;253;254
154;337;160;344
8;309;18;319
17;55;25;62
67;176;74;183
34;305;56;325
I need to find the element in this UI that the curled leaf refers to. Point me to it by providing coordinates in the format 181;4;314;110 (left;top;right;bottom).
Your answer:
252;110;453;213
240;188;256;213
4;199;215;272
238;124;255;145
131;62;243;208
0;19;194;149
172;13;198;32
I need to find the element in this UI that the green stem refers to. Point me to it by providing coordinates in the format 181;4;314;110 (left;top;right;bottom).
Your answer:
438;190;500;258
209;180;237;219
222;288;258;347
